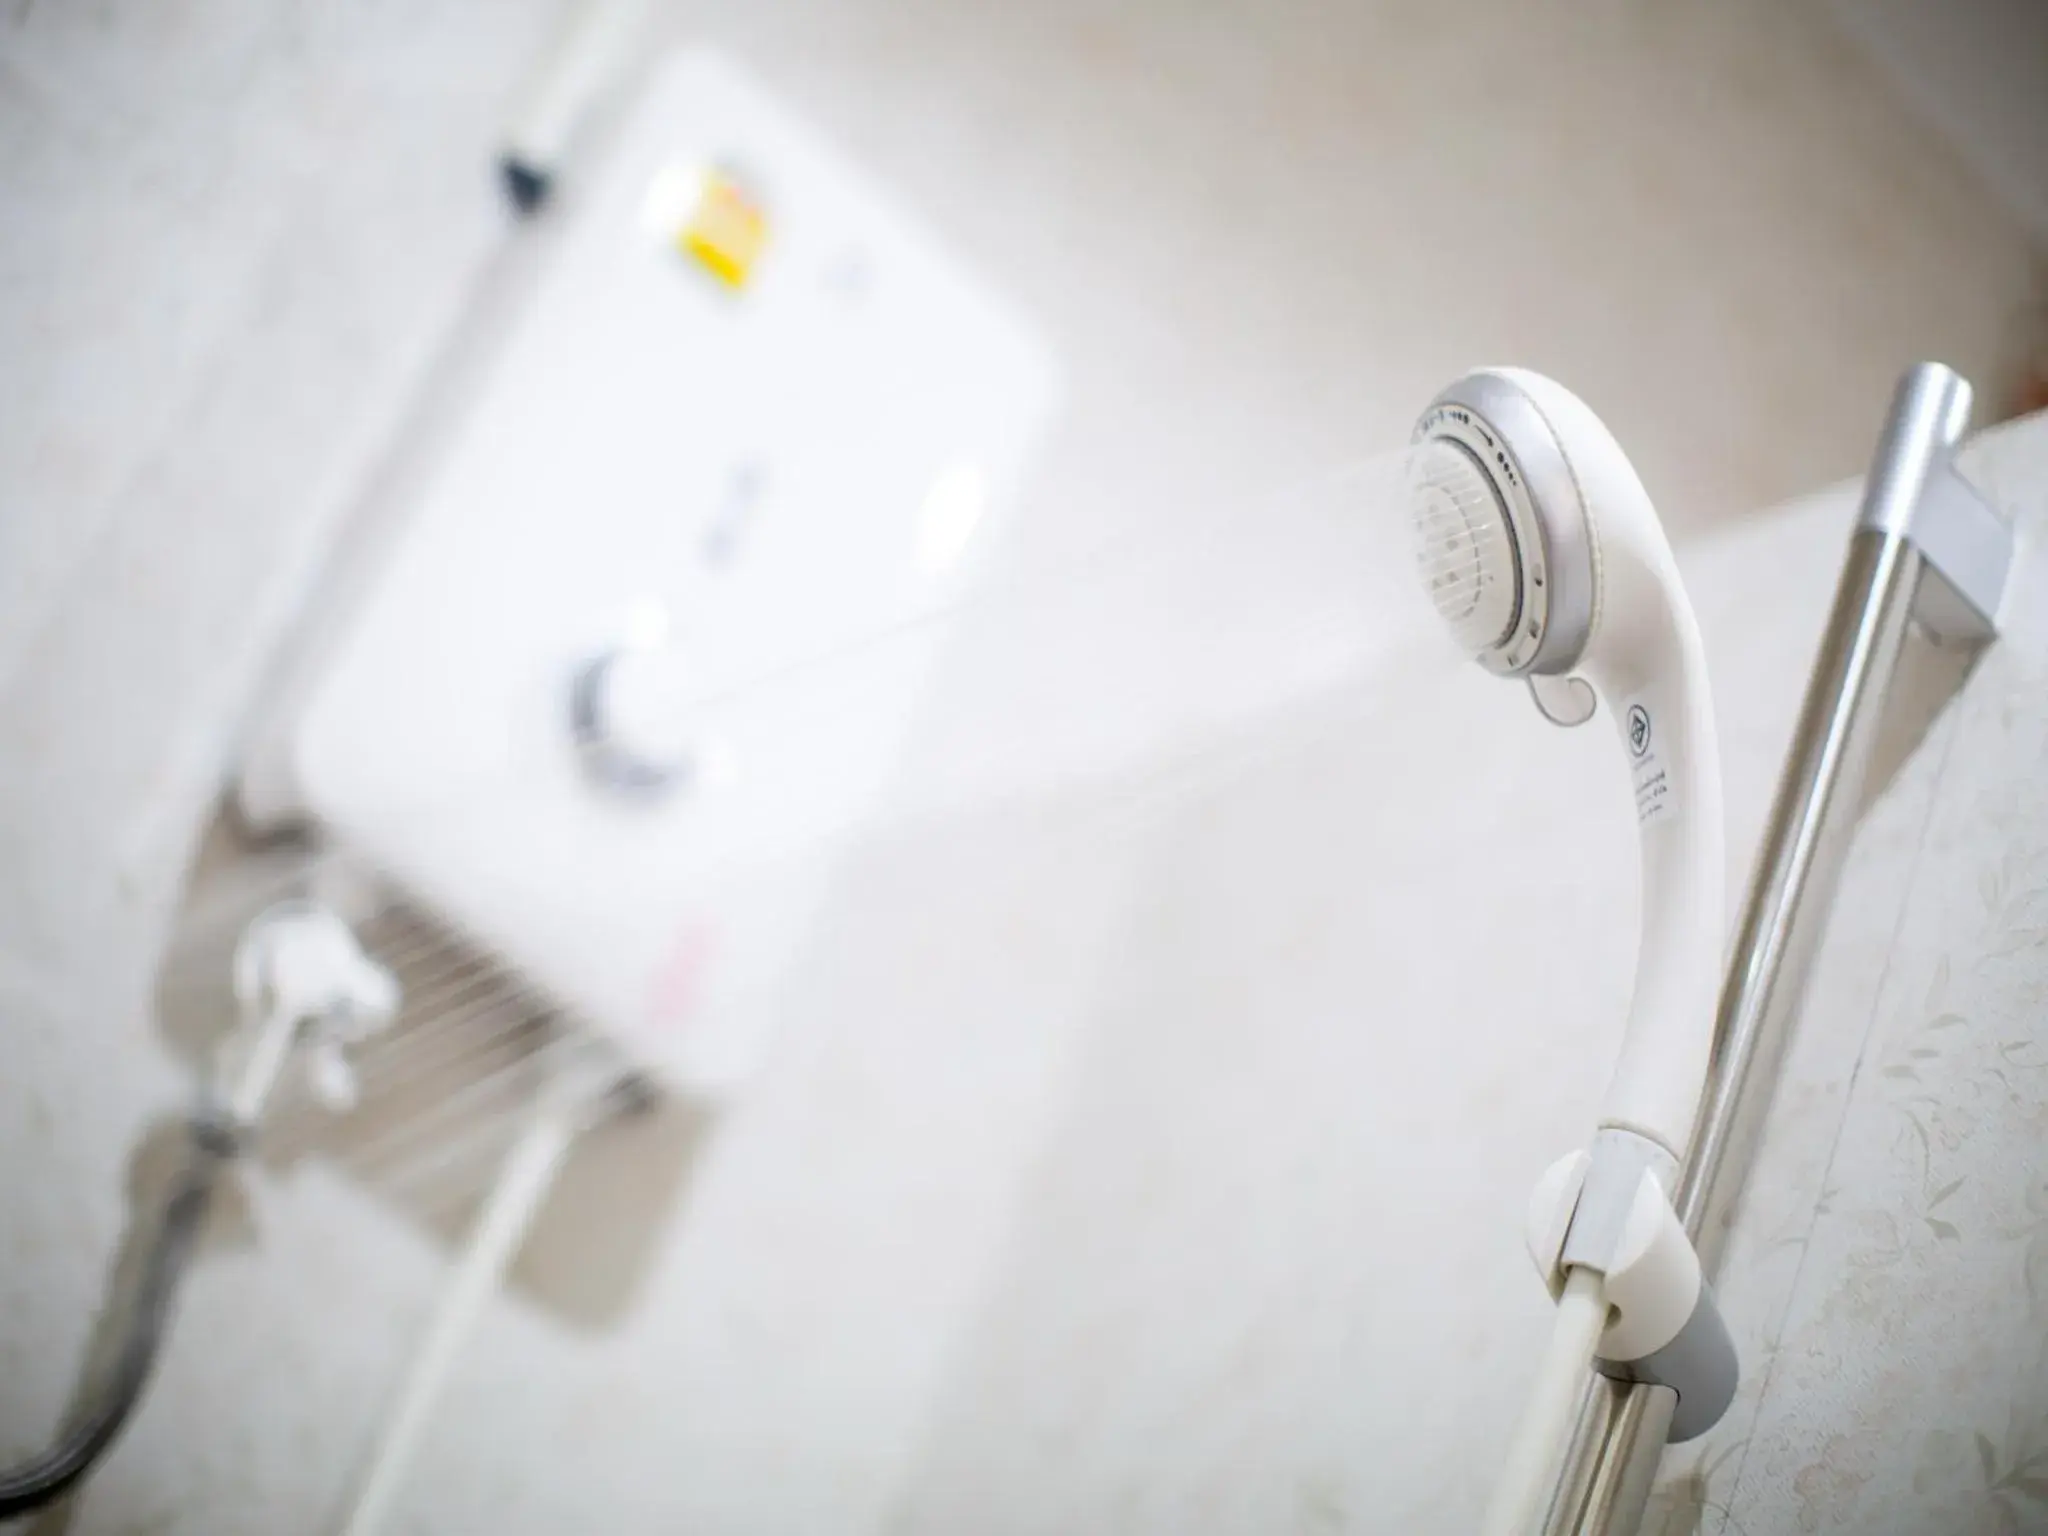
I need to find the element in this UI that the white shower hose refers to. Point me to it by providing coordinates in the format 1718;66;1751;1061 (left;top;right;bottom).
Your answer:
1480;1265;1610;1536
335;1104;581;1536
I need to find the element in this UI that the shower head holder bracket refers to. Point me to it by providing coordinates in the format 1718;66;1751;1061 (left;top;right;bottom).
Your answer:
1527;1143;1737;1444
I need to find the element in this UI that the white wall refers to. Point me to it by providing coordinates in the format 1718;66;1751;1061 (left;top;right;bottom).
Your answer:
3;1;2046;1532
1821;0;2048;250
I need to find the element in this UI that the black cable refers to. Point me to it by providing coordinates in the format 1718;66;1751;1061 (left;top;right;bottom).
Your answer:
0;1120;231;1521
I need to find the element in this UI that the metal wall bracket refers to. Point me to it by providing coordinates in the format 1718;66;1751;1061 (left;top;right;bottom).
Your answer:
1856;362;2013;645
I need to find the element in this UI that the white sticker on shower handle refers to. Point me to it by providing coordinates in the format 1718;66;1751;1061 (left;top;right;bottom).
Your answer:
1621;692;1672;826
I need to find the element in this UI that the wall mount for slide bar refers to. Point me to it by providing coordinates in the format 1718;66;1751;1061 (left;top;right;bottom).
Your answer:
1858;363;2013;644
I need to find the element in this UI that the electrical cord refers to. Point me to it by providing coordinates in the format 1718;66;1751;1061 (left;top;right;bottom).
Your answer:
0;1119;232;1522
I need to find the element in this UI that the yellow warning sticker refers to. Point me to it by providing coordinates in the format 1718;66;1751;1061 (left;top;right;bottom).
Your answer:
678;170;768;290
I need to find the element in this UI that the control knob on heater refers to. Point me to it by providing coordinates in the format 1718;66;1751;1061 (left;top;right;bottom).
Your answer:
570;638;702;795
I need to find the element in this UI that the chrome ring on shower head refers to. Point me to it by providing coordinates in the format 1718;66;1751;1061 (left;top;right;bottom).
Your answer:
1411;373;1599;678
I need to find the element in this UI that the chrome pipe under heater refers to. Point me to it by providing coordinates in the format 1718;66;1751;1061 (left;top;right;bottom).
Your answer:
1540;362;2017;1535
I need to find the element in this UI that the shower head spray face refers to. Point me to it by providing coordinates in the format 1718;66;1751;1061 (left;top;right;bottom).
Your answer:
1407;377;1598;682
1408;439;1519;658
1409;369;1724;1164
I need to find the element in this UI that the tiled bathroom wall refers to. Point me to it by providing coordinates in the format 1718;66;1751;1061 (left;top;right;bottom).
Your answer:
3;1;2046;1532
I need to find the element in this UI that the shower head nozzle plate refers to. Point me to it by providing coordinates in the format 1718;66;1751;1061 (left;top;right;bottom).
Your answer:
1410;374;1597;678
1408;439;1519;658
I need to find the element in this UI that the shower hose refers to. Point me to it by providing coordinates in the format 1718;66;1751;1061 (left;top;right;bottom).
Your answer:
0;1116;231;1521
1481;1265;1611;1536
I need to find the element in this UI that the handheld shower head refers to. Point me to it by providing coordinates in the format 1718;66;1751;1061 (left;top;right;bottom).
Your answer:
1414;370;1735;1534
1409;368;1724;1164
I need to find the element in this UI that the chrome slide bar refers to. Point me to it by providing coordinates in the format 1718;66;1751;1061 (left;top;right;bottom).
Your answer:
1541;362;2016;1534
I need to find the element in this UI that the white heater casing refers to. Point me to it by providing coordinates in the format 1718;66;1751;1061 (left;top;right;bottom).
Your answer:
238;51;1057;1097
